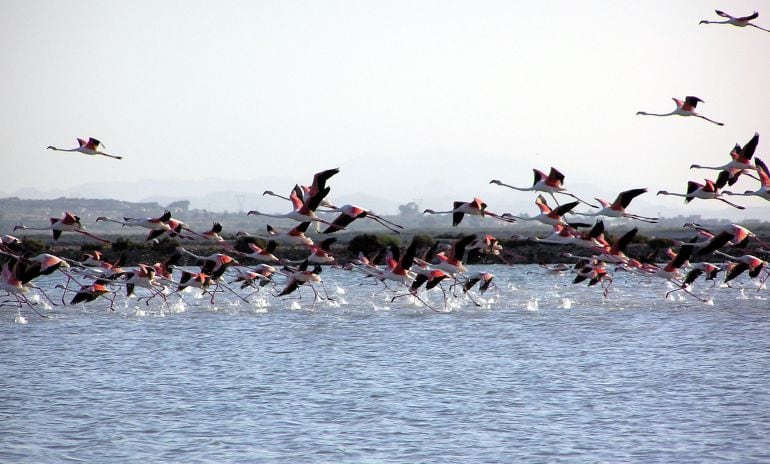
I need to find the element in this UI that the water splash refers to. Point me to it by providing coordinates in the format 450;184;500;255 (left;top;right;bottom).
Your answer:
167;300;187;314
336;286;346;295
290;301;302;310
738;289;749;300
526;298;539;311
561;298;573;309
15;314;28;325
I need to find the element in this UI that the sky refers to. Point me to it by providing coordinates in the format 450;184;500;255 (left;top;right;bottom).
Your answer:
2;1;769;218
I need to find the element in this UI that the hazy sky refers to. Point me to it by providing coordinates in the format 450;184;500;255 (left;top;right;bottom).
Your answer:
2;1;769;217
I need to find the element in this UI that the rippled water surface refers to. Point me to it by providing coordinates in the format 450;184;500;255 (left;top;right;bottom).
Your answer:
2;265;769;463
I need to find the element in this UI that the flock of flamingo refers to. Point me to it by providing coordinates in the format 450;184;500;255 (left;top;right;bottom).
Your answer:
2;9;769;319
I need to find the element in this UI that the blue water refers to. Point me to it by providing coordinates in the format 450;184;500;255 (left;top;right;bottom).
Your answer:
2;265;769;463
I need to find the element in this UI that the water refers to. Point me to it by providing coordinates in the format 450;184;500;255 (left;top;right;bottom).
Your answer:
2;265;769;463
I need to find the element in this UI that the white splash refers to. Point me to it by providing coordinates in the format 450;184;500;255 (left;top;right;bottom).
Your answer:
561;298;573;309
336;286;346;295
15;314;28;325
738;289;749;300
167;300;187;314
290;301;302;310
526;298;539;311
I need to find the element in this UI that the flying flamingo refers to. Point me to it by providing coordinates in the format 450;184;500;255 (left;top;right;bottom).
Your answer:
121;264;166;301
724;158;770;201
714;252;767;284
673;262;722;293
431;234;477;276
96;210;175;241
177;247;239;281
275;260;332;304
15;212;110;243
249;168;340;228
67;279;116;310
461;272;496;294
241;241;281;264
0;260;51;317
229;264;277;291
690;132;760;185
47;137;122;160
321;204;404;234
656;171;745;209
255;222;314;246
699;10;770;32
578;188;658;223
490;167;597;207
636;96;724;126
690;223;770;257
504;195;578;226
423;198;515;227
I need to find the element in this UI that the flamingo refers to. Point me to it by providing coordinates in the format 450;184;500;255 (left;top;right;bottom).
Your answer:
423;198;515;227
572;259;612;290
715;252;767;284
258;222;314;246
491;167;598;207
68;279;116;310
177;270;212;290
636;96;724;126
122;264;167;305
263;167;340;206
380;239;420;285
229;264;277;290
241;241;281;264
656;171;745;209
247;188;335;228
199;222;226;243
504;195;578;226
176;247;238;281
692;223;768;257
321;204;404;234
647;242;695;284
14;211;110;243
305;237;338;265
699;10;770;32
431;235;477;276
176;271;214;300
248;168;339;228
47;137;122;160
462;272;496;294
465;233;509;264
390;268;451;310
275;261;331;304
95;210;174;241
690;132;760;185
0;260;50;317
562;226;639;265
578;188;658;223
724;158;770;201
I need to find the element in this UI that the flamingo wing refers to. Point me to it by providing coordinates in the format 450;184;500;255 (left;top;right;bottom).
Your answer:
755;158;770;187
738;11;759;21
741;132;759;160
615;188;647;209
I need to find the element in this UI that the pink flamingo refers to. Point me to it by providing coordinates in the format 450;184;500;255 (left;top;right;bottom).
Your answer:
637;96;724;126
47;137;122;159
15;212;110;243
699;10;769;32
